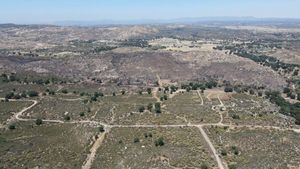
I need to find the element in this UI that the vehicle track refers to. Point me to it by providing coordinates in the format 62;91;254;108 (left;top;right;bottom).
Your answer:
3;97;300;169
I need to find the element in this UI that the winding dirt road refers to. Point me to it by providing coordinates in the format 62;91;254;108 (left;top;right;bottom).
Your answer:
3;96;300;169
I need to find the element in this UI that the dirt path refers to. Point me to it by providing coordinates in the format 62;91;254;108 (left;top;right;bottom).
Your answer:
198;126;225;169
152;87;161;102
82;130;109;169
217;95;224;107
197;90;204;105
3;97;300;169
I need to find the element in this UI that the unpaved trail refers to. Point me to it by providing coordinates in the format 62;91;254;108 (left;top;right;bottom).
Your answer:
198;126;225;169
152;87;161;102
197;90;204;105
14;100;38;121
217;95;224;106
3;96;300;169
82;130;109;169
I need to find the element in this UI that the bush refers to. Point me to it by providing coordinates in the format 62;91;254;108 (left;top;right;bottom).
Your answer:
283;87;291;94
64;115;71;121
91;96;97;102
147;88;152;94
5;92;14;99
99;125;105;132
155;102;161;113
61;89;68;94
200;164;208;169
121;90;125;95
79;112;85;117
231;146;239;155
221;149;227;156
134;137;140;143
28;91;39;97
147;103;153;111
155;137;165;146
224;87;233;93
232;114;240;120
163;95;168;100
138;106;145;113
8;124;16;130
228;164;237;169
35;119;43;125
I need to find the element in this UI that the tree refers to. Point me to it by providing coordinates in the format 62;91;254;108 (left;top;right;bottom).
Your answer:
147;88;152;94
224;87;233;93
8;124;16;130
138;106;145;113
200;164;208;169
80;112;85;117
283;87;291;94
147;103;153;111
163;95;168;100
155;137;165;146
28;91;39;97
221;149;227;156
91;96;97;102
49;90;55;95
231;146;239;155
35;118;43;125
186;87;191;92
112;92;116;96
155;102;161;113
232;114;240;120
5;92;14;100
138;90;143;95
99;125;105;132
61;89;68;94
295;114;300;125
228;164;237;169
121;90;126;95
134;137;140;143
64;115;71;121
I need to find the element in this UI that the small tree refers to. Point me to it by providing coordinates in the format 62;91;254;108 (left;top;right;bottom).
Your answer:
99;125;105;133
28;91;39;97
134;137;140;143
155;137;165;146
228;164;237;169
61;89;68;94
8;124;16;130
64;115;71;121
147;88;152;94
224;87;233;93
155;102;161;113
221;149;227;156
163;95;168;100
200;164;208;169
35;118;43;125
147;103;153;111
138;106;145;113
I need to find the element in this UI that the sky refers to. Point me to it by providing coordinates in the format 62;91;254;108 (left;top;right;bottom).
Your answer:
0;0;300;24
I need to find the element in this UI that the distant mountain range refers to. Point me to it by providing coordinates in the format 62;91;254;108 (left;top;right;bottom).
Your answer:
53;17;300;26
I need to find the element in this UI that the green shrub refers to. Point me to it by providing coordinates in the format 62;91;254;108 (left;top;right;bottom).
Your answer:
35;119;43;125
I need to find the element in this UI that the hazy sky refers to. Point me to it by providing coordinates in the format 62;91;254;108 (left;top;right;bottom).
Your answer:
1;0;300;24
